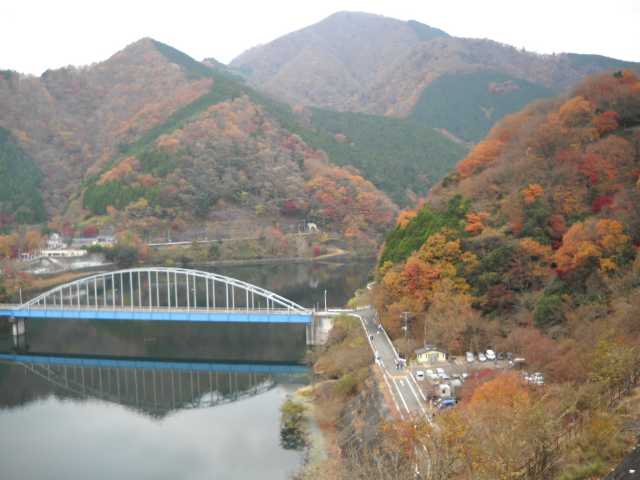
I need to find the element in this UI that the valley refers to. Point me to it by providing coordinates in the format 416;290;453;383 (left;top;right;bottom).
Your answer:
1;7;640;480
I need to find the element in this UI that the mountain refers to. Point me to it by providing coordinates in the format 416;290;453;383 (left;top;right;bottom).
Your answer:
373;69;640;477
231;11;448;110
232;12;640;142
0;38;409;241
0;38;216;211
0;127;46;227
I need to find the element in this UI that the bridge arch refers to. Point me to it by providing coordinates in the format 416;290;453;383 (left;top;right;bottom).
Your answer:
20;267;311;315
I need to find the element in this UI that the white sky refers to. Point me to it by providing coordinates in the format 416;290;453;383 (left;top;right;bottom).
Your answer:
2;0;639;75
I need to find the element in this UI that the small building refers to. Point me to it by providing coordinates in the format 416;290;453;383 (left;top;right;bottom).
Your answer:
47;233;66;249
71;236;115;248
415;345;448;365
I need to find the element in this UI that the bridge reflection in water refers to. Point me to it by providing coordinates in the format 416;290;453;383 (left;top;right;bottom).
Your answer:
0;353;308;416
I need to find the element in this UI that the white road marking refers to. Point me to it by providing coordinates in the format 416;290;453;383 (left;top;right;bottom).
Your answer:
382;371;404;420
392;377;411;414
406;375;429;417
409;372;427;401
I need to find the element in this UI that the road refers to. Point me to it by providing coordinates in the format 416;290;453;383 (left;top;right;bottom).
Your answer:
353;307;428;420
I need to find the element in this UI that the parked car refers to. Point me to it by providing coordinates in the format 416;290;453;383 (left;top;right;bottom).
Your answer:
532;372;545;385
466;351;475;363
435;367;449;380
497;352;506;360
478;352;487;362
486;349;496;361
426;369;438;381
451;378;463;388
437;398;457;410
416;370;425;381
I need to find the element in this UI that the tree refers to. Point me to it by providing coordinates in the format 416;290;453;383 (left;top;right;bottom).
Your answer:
104;244;139;268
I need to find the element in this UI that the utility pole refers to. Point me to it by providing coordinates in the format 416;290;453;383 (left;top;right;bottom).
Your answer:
324;289;327;312
423;312;428;347
402;311;410;339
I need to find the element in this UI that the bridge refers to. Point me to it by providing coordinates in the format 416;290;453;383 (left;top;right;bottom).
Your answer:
0;267;312;323
0;267;322;345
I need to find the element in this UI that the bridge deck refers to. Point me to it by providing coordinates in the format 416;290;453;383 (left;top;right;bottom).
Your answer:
0;305;312;324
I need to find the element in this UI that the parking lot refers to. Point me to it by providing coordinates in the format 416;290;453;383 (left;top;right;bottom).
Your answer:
411;351;527;403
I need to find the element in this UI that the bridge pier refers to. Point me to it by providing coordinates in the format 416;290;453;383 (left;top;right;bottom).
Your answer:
10;317;27;351
306;317;316;346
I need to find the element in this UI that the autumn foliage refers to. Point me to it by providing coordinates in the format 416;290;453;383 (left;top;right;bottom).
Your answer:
372;71;640;476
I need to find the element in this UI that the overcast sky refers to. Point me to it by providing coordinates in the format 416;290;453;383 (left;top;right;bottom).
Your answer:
3;0;639;75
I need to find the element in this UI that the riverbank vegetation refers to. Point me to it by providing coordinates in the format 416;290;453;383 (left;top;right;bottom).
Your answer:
280;398;308;451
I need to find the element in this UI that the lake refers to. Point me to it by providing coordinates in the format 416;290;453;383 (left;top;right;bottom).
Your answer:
0;259;374;480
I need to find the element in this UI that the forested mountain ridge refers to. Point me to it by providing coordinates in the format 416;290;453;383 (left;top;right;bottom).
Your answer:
371;70;640;478
0;38;414;241
0;38;215;212
232;12;640;142
231;11;448;110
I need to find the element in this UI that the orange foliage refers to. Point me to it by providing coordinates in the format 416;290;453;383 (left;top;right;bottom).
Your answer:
468;372;529;410
98;156;138;185
457;139;505;178
396;209;418;228
555;218;631;274
155;134;180;151
558;96;595;127
464;211;489;235
305;165;396;235
521;183;544;205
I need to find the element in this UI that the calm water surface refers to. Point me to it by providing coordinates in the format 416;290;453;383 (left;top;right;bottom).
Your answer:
0;259;374;480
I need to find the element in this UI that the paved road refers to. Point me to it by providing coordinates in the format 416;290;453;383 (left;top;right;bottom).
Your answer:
354;307;428;420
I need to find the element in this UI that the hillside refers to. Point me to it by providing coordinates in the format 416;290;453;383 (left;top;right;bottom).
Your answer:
0;37;471;238
0;128;46;229
409;70;554;142
231;11;448;110
232;12;639;142
294;108;467;205
373;70;640;478
0;38;215;212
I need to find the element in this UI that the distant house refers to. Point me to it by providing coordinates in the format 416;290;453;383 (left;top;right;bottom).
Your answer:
415;345;448;364
46;233;66;249
71;236;115;248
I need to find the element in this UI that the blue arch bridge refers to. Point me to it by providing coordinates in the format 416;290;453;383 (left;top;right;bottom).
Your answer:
0;267;320;345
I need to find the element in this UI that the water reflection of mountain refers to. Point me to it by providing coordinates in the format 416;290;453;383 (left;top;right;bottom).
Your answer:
212;260;374;310
0;353;308;417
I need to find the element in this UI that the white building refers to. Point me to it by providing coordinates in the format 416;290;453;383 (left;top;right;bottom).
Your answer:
46;233;66;249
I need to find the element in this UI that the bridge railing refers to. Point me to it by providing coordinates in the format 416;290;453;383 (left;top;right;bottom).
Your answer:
15;267;312;316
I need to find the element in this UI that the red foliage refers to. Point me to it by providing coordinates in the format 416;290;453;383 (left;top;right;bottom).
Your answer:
549;214;567;238
591;195;614;213
593;110;619;135
280;199;302;216
82;225;99;237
